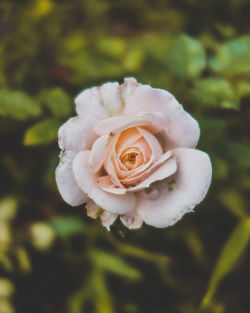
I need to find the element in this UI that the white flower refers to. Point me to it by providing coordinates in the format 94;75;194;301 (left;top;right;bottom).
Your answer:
56;78;212;229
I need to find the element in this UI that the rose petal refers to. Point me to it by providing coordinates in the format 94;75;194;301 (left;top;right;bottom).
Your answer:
94;111;167;136
119;151;171;186
101;211;118;231
136;148;212;228
99;82;123;115
94;116;150;136
86;200;102;218
127;157;177;192
58;116;99;151
73;151;135;214
137;127;163;161
75;87;109;119
55;150;88;206
121;77;141;102
123;85;200;148
88;135;111;173
120;211;143;230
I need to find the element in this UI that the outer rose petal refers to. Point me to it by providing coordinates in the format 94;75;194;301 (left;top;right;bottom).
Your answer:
123;84;200;148
72;150;135;214
94;111;167;136
75;87;109;119
137;148;212;228
121;77;141;102
58;116;99;151
75;82;123;118
55;150;88;206
98;82;123;115
88;135;111;173
120;211;143;230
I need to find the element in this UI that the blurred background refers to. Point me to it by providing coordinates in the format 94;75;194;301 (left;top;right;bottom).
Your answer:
0;0;250;312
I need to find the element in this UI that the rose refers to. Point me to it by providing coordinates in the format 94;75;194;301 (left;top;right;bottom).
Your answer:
56;78;212;229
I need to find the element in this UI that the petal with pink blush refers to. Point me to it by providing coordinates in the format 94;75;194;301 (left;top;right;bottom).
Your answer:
123;85;200;148
73;151;135;214
136;127;163;161
88;135;111;173
136;148;212;228
58;116;99;151
75;87;109;120
127;157;177;191
56;150;88;206
120;151;171;186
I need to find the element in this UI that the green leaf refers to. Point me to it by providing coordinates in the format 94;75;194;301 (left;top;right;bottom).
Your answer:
167;34;206;80
0;89;41;120
92;271;114;313
23;118;60;145
210;35;250;76
50;216;86;237
201;219;250;308
216;141;250;168
98;37;126;58
0;197;18;221
218;190;247;219
91;250;141;280
41;88;72;118
190;78;239;109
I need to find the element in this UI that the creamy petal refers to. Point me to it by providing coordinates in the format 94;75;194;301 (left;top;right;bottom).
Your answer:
127;157;177;192
121;77;141;103
120;211;143;230
75;87;109;119
86;200;102;218
55;150;88;206
101;211;118;231
73;151;135;214
99;82;122;115
94;111;167;136
136;148;212;228
94;116;150;136
88;135;111;173
58;116;98;151
137;127;163;161
123;85;200;148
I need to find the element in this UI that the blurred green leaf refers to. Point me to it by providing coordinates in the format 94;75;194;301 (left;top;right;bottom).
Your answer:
218;190;247;219
92;270;114;313
201;219;250;308
15;247;31;273
30;222;55;251
0;89;41;120
210;35;250;76
190;78;239;109
216;141;250;168
23;118;60;145
0;197;18;221
98;37;126;58
91;250;141;280
41;88;72;118
50;216;86;237
0;278;15;298
167;34;206;80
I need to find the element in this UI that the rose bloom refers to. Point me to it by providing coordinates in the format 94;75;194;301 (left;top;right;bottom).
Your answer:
56;78;212;230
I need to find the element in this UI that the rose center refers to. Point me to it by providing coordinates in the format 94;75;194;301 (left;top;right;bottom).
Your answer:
120;148;143;170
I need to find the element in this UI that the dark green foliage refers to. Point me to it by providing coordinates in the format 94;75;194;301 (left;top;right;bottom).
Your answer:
0;0;250;313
